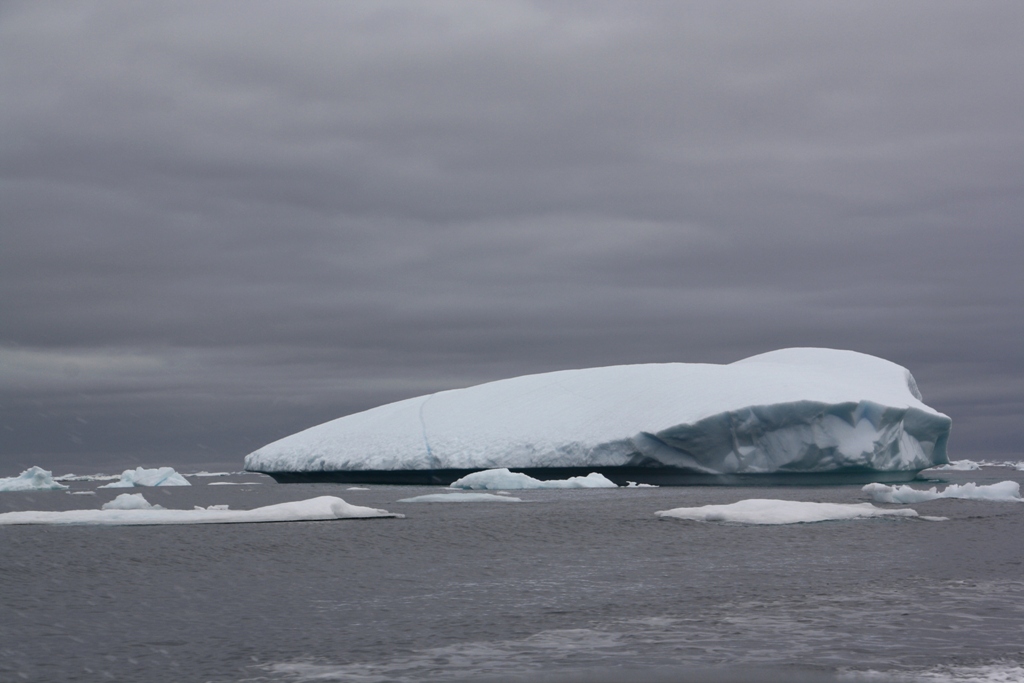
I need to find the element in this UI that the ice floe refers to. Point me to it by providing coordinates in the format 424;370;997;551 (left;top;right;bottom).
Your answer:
449;468;617;490
862;481;1022;503
102;493;163;510
98;467;191;488
245;348;951;479
397;493;523;503
0;467;68;492
655;499;920;525
925;459;982;471
0;496;401;526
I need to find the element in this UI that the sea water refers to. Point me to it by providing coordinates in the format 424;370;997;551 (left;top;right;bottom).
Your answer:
1;468;1023;682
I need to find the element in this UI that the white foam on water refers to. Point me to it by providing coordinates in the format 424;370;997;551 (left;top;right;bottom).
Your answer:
844;662;1024;682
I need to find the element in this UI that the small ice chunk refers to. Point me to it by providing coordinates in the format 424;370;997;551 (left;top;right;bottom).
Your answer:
862;481;1022;503
655;499;919;525
625;481;658;488
102;493;163;510
194;504;230;511
98;467;191;488
397;493;523;503
346;487;370;491
449;468;616;490
0;467;69;492
0;496;401;526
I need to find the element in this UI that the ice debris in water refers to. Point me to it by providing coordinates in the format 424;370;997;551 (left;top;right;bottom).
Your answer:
925;459;982;471
397;493;523;503
0;467;68;492
449;468;616;490
102;493;163;510
655;499;920;525
0;496;401;526
98;467;191;488
245;348;952;478
626;481;658;488
862;481;1022;503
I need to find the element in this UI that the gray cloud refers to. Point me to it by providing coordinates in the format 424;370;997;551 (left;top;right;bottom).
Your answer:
2;1;1022;470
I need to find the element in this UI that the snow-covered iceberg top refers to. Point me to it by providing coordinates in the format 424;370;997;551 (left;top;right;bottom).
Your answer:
245;348;951;477
0;496;401;526
102;493;164;510
450;468;617;490
655;499;921;525
0;467;69;492
98;467;191;488
863;481;1022;504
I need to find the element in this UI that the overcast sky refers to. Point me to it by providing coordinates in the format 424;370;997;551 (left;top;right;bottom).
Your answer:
2;1;1022;472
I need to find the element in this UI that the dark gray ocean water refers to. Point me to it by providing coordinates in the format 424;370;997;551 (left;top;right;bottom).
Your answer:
2;467;1023;683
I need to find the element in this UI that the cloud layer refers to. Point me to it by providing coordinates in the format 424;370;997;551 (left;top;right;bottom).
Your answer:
3;1;1022;469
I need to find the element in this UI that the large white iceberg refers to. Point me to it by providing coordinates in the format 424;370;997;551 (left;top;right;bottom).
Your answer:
655;499;921;525
244;348;951;484
449;468;617;490
98;467;191;488
0;467;69;492
863;481;1022;504
0;496;401;526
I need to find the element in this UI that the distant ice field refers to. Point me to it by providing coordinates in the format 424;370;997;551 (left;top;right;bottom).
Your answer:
1;467;1023;682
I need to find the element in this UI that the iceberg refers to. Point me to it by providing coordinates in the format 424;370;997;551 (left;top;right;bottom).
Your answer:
449;468;617;490
862;481;1022;504
98;467;191;488
0;467;69;492
0;496;401;526
244;348;952;485
655;499;921;525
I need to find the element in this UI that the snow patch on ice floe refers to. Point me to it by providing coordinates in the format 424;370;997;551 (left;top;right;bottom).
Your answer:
397;493;523;503
102;493;162;510
862;481;1022;504
98;467;191;488
0;467;68;492
655;499;919;525
0;496;401;526
449;468;616;490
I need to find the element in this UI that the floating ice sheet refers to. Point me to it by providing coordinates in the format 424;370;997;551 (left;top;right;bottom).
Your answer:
0;467;68;492
397;493;523;503
655;499;920;525
862;481;1022;504
449;468;616;490
0;496;401;526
